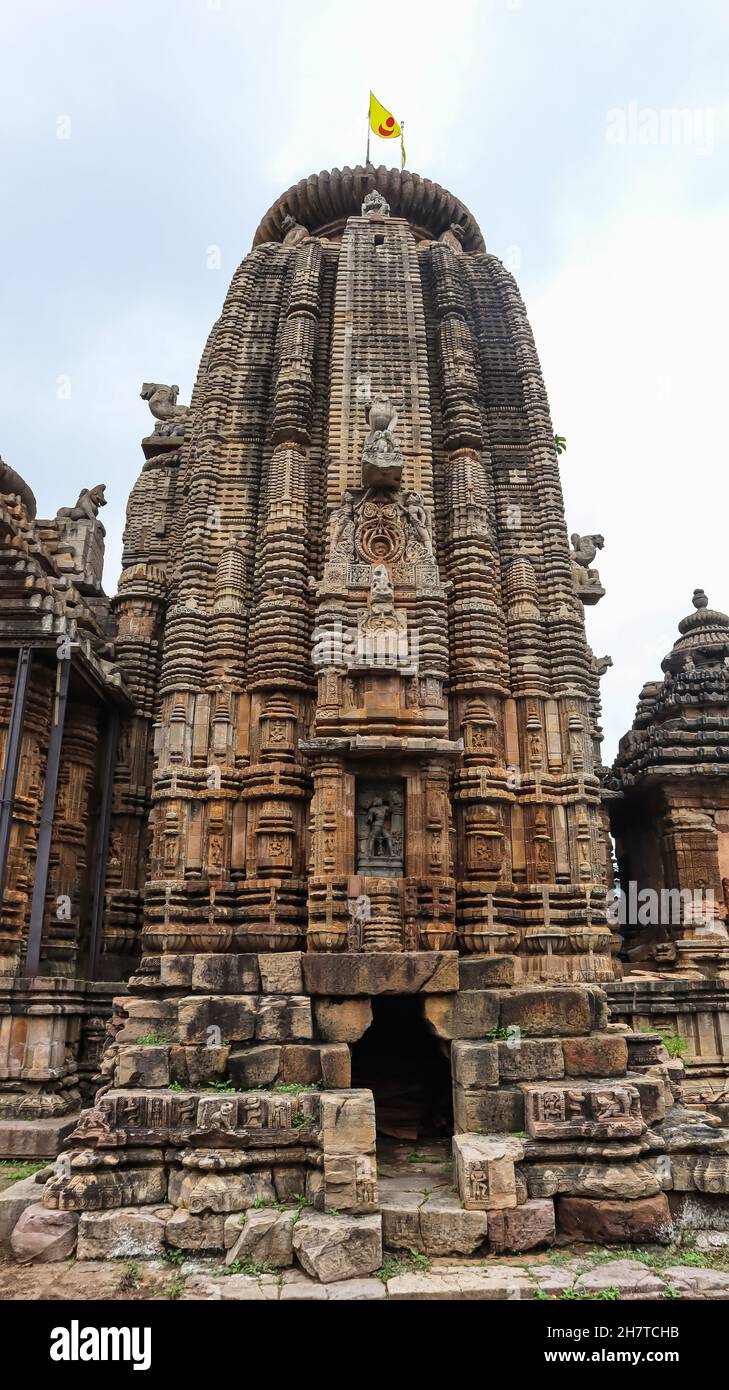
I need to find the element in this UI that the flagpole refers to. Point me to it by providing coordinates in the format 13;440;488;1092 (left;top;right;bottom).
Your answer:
366;94;371;166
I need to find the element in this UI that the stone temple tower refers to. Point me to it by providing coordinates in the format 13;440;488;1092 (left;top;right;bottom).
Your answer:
133;166;614;980
29;167;721;1267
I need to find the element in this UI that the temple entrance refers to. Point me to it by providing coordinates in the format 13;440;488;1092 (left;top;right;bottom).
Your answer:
351;996;453;1141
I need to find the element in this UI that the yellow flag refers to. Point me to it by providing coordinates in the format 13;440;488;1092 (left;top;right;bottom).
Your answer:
369;92;401;140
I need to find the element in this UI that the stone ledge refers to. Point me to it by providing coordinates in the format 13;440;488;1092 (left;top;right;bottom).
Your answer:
0;1116;78;1160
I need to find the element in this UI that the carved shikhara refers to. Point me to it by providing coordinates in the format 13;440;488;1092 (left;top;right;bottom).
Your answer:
2;164;729;1264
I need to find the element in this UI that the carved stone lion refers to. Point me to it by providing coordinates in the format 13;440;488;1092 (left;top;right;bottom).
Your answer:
56;484;107;522
361;189;390;217
439;223;465;254
140;382;189;437
570;533;604;570
281;212;309;247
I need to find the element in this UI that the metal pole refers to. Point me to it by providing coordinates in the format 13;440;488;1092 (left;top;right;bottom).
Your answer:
366;95;371;166
87;705;119;980
0;645;33;908
24;656;70;975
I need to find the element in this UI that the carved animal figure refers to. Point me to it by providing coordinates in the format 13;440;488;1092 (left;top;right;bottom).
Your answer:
570;533;605;569
56;484;107;522
280;212;309;247
364;394;398;440
140;382;189;436
361;189;390;217
439;223;465;254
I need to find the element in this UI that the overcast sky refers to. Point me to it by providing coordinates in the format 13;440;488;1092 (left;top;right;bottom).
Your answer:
1;0;727;760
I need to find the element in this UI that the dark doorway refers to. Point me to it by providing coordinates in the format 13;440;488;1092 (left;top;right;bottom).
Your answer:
351;996;453;1141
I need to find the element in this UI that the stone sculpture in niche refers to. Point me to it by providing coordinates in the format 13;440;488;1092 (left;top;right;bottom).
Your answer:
366;797;394;859
356;780;405;876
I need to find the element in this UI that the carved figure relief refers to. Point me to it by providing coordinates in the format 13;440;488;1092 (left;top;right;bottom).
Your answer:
356;779;405;876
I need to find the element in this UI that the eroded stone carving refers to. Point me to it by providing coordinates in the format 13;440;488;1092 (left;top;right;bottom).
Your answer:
361;189;390;217
280;212;309;246
140;382;189;437
570;532;605;603
361;394;402;488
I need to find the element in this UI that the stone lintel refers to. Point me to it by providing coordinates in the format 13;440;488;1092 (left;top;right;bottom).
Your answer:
302;951;459;996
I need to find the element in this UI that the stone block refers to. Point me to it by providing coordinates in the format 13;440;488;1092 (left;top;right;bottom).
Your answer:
0;1175;44;1249
629;1075;666;1124
521;1081;644;1139
422;990;500;1040
669;1154;729;1194
277;1042;350;1088
623;1031;667;1067
77;1205;171;1259
497;1038;564;1081
228;1207;296;1268
292;1210;382;1283
452;1134;524;1210
557;1193;673;1244
178;1170;275;1214
228;1045;282;1089
0;1115;77;1160
258;953;303;994
165;1209;226;1251
319;1091;376;1156
380;1189;422;1248
574;1259;665;1300
380;1189;488;1255
386;1266;534;1300
451;1040;499;1089
459;956;515;989
313;998;373;1042
115;1045;170;1089
159;955;194;988
487;1197;555;1253
562;1033;628;1076
10;1203;78;1262
420;1192;488;1255
177;995;257;1045
499;986;598;1038
302;952;458;997
320;1043;351;1089
191;954;260;994
272;1166;308;1203
323;1153;378;1213
661;1265;729;1299
669;1192;729;1231
453;1085;524;1134
255;995;313;1042
182;1045;231;1088
115;997;177;1044
525;1160;661;1201
279;1044;324;1085
43;1165;168;1210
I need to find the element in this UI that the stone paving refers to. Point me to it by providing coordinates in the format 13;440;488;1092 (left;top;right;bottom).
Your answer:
2;1247;729;1302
